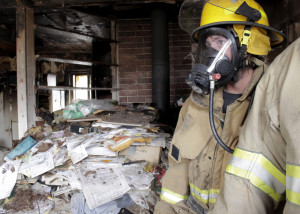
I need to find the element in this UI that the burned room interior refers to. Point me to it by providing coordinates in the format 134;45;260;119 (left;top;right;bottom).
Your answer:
0;0;299;213
0;0;299;143
0;0;187;145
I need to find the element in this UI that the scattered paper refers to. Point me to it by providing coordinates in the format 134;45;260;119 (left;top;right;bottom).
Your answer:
67;166;82;190
0;113;168;213
31;182;52;195
92;122;122;129
69;144;88;164
76;162;131;209
0;159;22;199
19;148;55;178
42;170;69;186
53;146;68;167
128;190;150;209
86;145;117;157
121;163;154;189
53;185;73;197
128;190;157;210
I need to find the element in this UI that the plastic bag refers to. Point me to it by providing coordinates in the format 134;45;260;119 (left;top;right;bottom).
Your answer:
6;136;37;160
63;99;116;119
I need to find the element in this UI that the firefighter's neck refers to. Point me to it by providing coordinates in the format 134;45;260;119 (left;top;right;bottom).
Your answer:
224;68;254;94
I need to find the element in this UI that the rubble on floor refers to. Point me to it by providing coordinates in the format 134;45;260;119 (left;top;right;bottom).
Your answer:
0;101;170;214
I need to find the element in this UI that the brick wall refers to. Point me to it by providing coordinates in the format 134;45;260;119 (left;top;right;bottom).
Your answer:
117;17;192;106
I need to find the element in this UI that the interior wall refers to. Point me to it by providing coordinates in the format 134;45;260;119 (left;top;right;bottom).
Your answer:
0;57;16;147
117;17;192;106
0;91;12;148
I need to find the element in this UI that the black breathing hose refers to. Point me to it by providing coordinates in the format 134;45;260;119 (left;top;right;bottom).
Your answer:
209;87;234;154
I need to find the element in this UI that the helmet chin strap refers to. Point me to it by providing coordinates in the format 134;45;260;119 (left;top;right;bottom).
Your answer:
238;24;252;67
235;1;262;69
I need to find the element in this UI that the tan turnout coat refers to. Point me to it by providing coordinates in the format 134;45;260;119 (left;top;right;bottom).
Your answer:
154;59;267;214
210;37;300;214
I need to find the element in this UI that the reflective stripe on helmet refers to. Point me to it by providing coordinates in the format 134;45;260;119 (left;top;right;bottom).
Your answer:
226;148;286;202
160;187;188;204
286;164;300;206
189;183;220;204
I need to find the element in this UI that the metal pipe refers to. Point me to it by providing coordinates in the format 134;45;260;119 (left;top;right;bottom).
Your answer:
151;8;170;118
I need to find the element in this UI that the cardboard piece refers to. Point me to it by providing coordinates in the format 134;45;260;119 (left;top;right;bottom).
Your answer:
119;146;162;164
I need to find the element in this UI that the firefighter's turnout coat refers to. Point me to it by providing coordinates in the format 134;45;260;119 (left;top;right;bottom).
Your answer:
154;59;267;214
210;38;300;214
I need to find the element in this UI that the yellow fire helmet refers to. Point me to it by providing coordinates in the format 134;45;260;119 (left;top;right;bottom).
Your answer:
186;0;286;56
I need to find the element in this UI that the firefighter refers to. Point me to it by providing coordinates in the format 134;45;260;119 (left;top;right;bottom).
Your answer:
154;0;286;213
210;11;300;214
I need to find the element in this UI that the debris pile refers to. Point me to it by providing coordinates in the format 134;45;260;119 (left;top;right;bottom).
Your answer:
0;100;170;214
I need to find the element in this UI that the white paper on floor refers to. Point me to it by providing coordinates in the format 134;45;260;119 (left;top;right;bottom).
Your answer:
19;147;55;178
75;161;130;209
122;163;154;190
0;159;22;199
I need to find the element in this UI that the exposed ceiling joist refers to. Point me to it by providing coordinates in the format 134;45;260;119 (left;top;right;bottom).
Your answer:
36;25;96;41
37;56;93;66
36;56;118;66
0;0;176;8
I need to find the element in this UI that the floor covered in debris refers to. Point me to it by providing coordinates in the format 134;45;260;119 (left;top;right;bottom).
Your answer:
0;100;172;214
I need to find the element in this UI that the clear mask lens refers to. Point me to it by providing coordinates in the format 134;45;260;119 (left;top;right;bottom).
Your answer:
207;40;232;73
194;33;234;77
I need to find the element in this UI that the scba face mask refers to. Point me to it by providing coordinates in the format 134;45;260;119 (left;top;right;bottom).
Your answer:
186;27;240;94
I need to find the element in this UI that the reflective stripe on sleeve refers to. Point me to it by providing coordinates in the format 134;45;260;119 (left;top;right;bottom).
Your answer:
286;164;300;206
160;187;188;204
189;183;220;204
226;148;286;202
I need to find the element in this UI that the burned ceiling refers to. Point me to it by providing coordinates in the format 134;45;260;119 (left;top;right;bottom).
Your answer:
0;0;180;58
34;13;106;53
0;0;299;58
